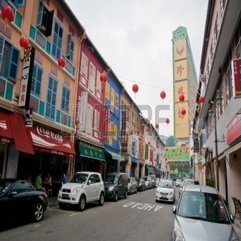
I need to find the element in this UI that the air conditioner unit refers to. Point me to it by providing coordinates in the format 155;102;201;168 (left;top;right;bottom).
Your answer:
200;74;206;83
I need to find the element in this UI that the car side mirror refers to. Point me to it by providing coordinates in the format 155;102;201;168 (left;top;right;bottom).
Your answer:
230;214;234;223
88;180;92;185
8;191;17;197
172;205;176;214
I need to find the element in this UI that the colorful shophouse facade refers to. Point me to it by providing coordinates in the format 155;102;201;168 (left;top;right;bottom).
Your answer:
0;0;83;185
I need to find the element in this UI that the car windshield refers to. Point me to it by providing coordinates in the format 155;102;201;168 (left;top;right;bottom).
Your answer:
177;191;230;223
70;173;88;184
158;180;173;188
0;179;15;194
105;175;117;184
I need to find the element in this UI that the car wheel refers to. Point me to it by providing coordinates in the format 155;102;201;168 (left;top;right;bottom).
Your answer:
124;189;128;199
59;202;65;209
98;192;104;206
114;192;118;202
79;195;86;211
32;202;44;222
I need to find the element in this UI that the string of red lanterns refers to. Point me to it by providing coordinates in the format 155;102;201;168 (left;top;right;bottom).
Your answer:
166;118;170;124
179;94;185;102
1;5;14;22
132;83;139;93
19;36;29;49
198;96;205;103
160;90;166;100
155;123;159;129
100;72;107;83
58;56;65;68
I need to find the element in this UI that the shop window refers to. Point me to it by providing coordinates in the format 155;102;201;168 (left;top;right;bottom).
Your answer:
9;0;24;7
61;85;70;113
31;64;42;97
66;34;74;63
36;0;54;37
0;36;19;82
45;76;57;120
51;21;63;59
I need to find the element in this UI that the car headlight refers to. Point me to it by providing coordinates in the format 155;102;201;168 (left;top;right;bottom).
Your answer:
109;186;114;192
172;228;185;241
72;187;81;196
168;192;174;196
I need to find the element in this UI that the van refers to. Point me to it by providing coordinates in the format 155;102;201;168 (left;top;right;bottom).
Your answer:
104;172;128;201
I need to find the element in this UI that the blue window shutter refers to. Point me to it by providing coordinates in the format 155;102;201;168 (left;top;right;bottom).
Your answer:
8;46;19;82
16;0;25;7
0;37;4;69
37;0;44;26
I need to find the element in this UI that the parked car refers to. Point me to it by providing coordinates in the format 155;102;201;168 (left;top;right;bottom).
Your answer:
58;171;105;211
172;185;239;241
128;177;138;194
179;178;199;197
0;179;48;224
155;179;175;203
175;178;183;187
143;176;152;189
104;172;128;201
136;178;146;192
149;175;157;188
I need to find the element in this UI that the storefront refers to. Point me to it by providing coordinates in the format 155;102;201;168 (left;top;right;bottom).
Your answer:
0;110;34;178
17;124;75;195
76;140;106;177
104;149;126;174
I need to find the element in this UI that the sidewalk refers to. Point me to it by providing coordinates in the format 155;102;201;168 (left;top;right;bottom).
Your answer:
48;196;58;207
234;217;241;239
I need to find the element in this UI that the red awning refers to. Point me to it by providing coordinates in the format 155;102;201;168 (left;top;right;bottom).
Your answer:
10;112;34;155
28;126;75;156
0;111;34;154
0;111;13;141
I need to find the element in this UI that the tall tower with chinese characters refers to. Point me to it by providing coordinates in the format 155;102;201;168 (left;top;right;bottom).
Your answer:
172;26;198;147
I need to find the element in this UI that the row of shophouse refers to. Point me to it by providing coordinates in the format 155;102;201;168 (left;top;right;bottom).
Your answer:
192;0;241;214
0;0;165;184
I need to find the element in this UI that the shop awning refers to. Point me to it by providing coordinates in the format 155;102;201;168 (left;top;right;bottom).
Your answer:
11;113;34;154
28;126;75;156
131;156;138;164
105;150;126;161
78;141;105;162
0;111;34;154
0;112;13;141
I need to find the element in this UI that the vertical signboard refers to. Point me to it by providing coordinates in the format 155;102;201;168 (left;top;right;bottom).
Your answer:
79;91;88;132
19;47;35;108
233;59;241;97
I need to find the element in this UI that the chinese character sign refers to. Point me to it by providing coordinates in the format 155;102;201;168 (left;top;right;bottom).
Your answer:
233;59;241;97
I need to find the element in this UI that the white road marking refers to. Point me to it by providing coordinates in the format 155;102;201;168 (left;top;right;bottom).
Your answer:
123;202;163;212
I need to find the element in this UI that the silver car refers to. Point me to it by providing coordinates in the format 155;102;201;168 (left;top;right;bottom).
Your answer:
172;185;239;241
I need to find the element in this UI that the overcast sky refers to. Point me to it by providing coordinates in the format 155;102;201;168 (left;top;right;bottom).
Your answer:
66;0;209;137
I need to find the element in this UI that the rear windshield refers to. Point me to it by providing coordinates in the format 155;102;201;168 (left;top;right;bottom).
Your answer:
177;191;230;224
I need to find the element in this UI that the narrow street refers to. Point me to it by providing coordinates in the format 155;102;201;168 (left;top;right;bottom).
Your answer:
0;189;176;241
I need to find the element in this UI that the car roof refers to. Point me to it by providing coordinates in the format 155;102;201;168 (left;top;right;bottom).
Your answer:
183;184;218;194
75;171;100;175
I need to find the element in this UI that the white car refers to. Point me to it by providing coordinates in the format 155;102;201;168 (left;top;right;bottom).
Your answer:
58;171;105;211
155;179;175;203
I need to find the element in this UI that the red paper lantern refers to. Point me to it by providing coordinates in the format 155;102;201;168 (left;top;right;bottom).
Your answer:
160;91;166;100
166;118;170;124
179;94;185;102
58;56;65;68
100;72;107;83
198;96;205;103
155;124;159;129
1;5;14;22
19;36;29;49
132;84;139;93
181;108;186;116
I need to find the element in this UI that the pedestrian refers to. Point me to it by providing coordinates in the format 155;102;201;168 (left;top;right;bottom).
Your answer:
60;173;67;185
34;172;45;192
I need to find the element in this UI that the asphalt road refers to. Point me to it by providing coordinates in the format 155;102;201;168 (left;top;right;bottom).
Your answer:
0;188;176;241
